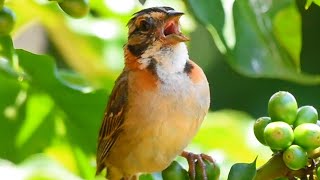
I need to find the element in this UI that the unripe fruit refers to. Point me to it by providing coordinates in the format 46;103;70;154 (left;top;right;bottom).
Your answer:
0;7;15;35
264;122;294;150
294;123;320;150
162;161;189;180
254;117;271;145
58;0;89;18
268;91;298;124
293;106;318;127
195;159;220;180
282;145;308;170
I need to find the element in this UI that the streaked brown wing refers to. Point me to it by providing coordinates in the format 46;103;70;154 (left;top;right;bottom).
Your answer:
96;71;128;174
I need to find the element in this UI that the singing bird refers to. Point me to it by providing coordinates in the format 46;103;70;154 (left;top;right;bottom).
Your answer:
96;6;211;180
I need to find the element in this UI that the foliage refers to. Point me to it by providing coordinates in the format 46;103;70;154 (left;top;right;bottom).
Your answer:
185;0;320;84
305;0;320;9
227;158;256;180
0;0;320;179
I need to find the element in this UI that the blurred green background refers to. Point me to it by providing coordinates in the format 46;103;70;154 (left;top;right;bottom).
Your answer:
1;0;320;179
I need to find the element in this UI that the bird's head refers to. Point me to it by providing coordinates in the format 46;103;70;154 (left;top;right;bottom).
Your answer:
125;7;189;58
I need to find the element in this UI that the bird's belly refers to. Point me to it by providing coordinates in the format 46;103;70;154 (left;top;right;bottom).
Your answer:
127;108;200;172
114;107;200;173
106;73;209;175
107;91;205;174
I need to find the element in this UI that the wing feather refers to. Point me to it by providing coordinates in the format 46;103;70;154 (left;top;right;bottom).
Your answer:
96;71;128;174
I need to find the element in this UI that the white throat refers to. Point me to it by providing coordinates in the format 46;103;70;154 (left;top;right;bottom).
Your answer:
138;42;189;73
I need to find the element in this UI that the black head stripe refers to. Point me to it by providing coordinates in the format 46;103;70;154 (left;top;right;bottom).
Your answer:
127;44;149;57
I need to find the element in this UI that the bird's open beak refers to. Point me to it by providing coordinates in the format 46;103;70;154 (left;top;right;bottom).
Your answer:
161;11;189;43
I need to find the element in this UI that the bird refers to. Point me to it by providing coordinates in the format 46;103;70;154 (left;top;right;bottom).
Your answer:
96;6;211;180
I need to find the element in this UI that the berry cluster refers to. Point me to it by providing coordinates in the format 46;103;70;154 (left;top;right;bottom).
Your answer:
254;91;320;171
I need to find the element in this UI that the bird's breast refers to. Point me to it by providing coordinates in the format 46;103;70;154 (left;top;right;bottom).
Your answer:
109;70;210;173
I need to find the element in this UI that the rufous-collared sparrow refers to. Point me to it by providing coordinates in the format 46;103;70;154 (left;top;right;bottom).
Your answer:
96;6;211;180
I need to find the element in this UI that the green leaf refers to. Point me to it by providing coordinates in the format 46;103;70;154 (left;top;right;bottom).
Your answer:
0;35;14;61
14;93;56;161
17;49;107;154
72;146;96;180
185;0;320;84
314;0;320;6
185;0;226;52
16;93;54;148
10;0;119;86
162;161;189;180
0;57;19;78
58;69;91;88
0;36;20;79
305;0;320;9
305;0;313;9
0;72;25;162
195;159;220;180
0;36;27;80
227;158;257;180
139;173;157;180
273;5;301;69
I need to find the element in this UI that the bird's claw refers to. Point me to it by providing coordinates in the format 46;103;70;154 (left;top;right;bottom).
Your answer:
181;151;214;180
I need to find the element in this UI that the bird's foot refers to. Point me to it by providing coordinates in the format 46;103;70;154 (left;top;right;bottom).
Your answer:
181;151;214;180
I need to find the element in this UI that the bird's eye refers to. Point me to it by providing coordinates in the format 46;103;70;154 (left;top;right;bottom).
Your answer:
139;20;151;32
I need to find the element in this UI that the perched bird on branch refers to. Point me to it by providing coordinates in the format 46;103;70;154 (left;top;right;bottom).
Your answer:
96;6;211;180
